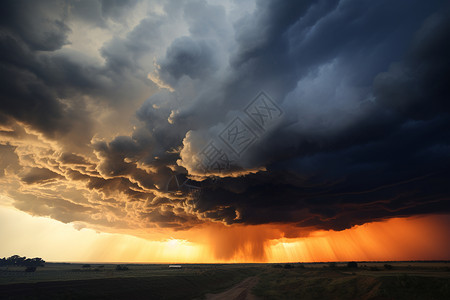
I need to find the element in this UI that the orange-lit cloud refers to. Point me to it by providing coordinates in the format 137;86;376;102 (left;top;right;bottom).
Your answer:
1;203;449;263
267;214;450;262
1;0;450;265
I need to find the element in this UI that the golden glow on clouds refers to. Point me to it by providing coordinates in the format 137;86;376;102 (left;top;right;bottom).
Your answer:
0;203;207;263
1;198;449;263
268;215;450;262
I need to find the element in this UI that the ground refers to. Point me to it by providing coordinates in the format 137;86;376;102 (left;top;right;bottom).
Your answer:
0;262;449;299
206;276;259;300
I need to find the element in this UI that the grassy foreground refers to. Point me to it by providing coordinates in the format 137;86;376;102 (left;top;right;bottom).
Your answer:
1;262;449;299
253;263;450;300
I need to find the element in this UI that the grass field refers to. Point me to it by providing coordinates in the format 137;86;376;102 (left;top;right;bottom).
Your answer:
0;263;261;299
0;262;449;299
254;262;450;300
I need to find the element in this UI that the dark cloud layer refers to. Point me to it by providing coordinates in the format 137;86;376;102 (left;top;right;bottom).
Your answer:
0;0;449;235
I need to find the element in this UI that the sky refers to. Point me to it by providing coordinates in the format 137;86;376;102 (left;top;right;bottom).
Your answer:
0;0;449;263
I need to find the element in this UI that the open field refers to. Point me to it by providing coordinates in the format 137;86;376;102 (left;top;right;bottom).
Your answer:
254;262;450;300
0;262;449;299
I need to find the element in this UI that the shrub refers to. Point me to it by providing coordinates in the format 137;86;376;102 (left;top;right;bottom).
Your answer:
384;264;393;270
25;266;36;272
347;262;358;268
116;265;129;271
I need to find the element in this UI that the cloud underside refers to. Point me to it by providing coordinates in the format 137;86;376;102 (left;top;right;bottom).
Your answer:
0;0;449;238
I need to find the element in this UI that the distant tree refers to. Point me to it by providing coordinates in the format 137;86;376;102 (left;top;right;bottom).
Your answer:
115;265;129;271
0;255;44;267
347;262;358;269
24;258;45;267
8;255;25;266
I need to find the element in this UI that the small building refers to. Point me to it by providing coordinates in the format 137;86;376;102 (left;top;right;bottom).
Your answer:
169;265;182;269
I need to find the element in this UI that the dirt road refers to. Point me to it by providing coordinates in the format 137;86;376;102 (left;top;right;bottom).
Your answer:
205;276;260;300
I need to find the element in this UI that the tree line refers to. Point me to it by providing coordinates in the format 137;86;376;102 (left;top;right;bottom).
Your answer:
0;255;45;267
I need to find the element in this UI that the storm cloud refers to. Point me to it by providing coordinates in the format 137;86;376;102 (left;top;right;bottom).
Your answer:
0;0;449;238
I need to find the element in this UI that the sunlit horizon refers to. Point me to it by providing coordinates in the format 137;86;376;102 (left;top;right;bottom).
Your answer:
2;202;449;264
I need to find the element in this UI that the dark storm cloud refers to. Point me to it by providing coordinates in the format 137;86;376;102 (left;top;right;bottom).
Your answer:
136;91;189;159
0;0;159;140
158;36;220;82
101;16;163;74
0;20;75;138
179;0;450;230
0;0;70;51
100;0;139;20
20;167;63;184
0;144;19;177
1;0;449;234
374;10;450;119
59;152;92;165
66;0;139;27
0;0;167;229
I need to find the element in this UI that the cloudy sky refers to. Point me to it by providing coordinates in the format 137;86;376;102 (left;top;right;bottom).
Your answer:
0;0;449;262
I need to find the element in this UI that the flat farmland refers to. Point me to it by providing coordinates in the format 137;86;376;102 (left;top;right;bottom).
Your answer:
0;262;449;299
